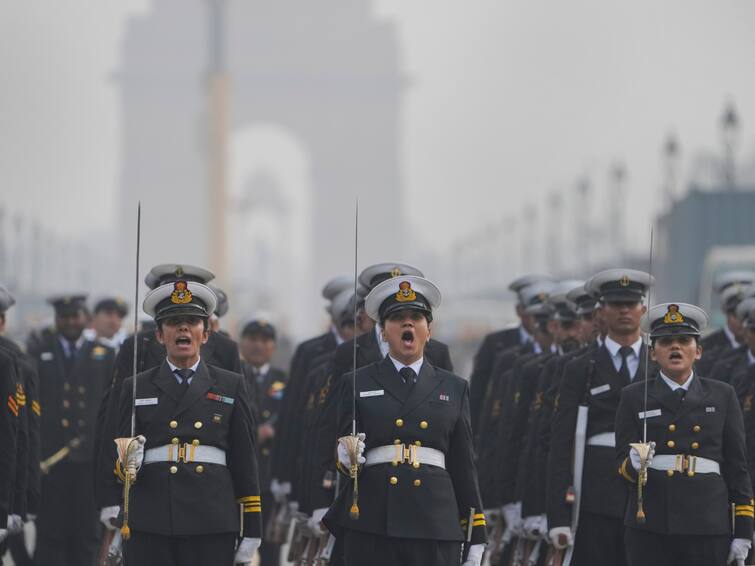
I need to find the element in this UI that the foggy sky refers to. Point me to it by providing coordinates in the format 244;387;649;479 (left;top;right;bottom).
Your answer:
2;0;755;259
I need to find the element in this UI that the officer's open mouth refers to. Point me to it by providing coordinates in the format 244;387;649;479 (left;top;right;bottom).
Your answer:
669;351;682;360
401;330;414;345
176;336;192;346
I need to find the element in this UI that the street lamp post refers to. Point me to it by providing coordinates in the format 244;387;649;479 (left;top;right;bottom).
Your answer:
720;100;741;191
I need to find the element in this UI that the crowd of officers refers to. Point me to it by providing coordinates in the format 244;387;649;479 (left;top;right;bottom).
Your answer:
2;261;755;565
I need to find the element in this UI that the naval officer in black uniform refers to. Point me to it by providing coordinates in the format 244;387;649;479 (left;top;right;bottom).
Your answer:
616;302;753;566
116;279;262;565
324;275;486;566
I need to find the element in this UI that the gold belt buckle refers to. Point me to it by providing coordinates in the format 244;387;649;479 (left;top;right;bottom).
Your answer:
177;444;187;464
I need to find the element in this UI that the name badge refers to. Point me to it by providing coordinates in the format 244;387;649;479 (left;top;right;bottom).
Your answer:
135;397;158;406
41;352;53;361
706;406;716;413
360;389;384;398
590;384;611;396
638;409;662;419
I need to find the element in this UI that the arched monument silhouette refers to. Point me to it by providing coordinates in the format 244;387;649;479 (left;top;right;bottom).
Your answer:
116;0;407;328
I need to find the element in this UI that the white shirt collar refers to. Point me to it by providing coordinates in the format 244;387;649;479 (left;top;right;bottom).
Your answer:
58;334;86;355
167;357;201;375
388;355;424;376
604;335;642;359
748;350;755;366
518;325;533;345
331;325;345;346
254;362;271;376
596;335;605;348
724;324;740;349
659;370;694;391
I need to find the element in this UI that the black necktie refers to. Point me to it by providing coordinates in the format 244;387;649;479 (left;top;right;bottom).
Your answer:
399;367;417;387
174;368;195;394
618;346;633;381
674;387;686;402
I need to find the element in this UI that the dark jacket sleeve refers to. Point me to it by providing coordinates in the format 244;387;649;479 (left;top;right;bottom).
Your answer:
447;381;487;544
0;354;19;526
469;335;495;432
546;357;586;528
228;375;263;538
722;384;755;539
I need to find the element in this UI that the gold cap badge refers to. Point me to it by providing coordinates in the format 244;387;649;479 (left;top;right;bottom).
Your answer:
390;267;402;278
171;280;193;304
620;275;630;287
663;304;684;324
395;281;417;303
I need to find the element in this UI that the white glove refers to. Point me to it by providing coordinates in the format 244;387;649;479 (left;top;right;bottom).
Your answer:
629;441;656;471
234;537;262;564
728;537;751;565
548;526;573;549
502;502;523;536
270;478;291;503
7;514;23;534
462;543;485;566
100;506;120;531
337;433;366;468
0;527;7;543
307;507;328;536
523;514;548;539
127;435;147;470
26;514;37;522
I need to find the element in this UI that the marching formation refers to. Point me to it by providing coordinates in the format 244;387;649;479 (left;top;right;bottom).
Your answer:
1;261;755;565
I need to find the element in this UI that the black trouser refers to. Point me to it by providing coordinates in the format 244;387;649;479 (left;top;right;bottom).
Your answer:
343;529;462;566
625;527;730;566
124;531;236;566
259;493;280;566
34;462;99;566
573;512;627;566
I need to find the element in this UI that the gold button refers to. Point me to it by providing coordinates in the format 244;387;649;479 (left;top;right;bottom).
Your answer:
394;439;401;445
194;421;203;429
62;400;70;409
169;420;178;429
667;440;675;449
195;465;204;473
262;410;271;418
668;424;676;432
687;471;695;477
170;466;178;474
693;425;701;433
691;442;700;450
192;439;200;446
392;461;398;467
420;421;428;430
395;419;404;427
63;382;71;391
171;437;180;445
61;418;70;428
413;461;420;469
262;448;270;456
389;476;398;485
78;386;86;394
413;479;421;487
666;469;674;477
414;441;422;446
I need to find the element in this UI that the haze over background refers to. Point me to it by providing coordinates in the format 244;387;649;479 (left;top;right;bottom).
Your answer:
2;1;755;345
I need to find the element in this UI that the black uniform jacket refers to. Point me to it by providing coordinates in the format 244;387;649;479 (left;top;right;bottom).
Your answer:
243;364;287;492
272;331;337;485
616;373;754;538
0;349;20;528
469;326;522;433
96;329;240;507
547;343;653;528
117;360;262;537
698;328;737;376
0;335;41;517
30;330;115;465
324;357;486;544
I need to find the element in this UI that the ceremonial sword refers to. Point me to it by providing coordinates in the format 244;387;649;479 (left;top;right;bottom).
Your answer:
629;228;655;524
